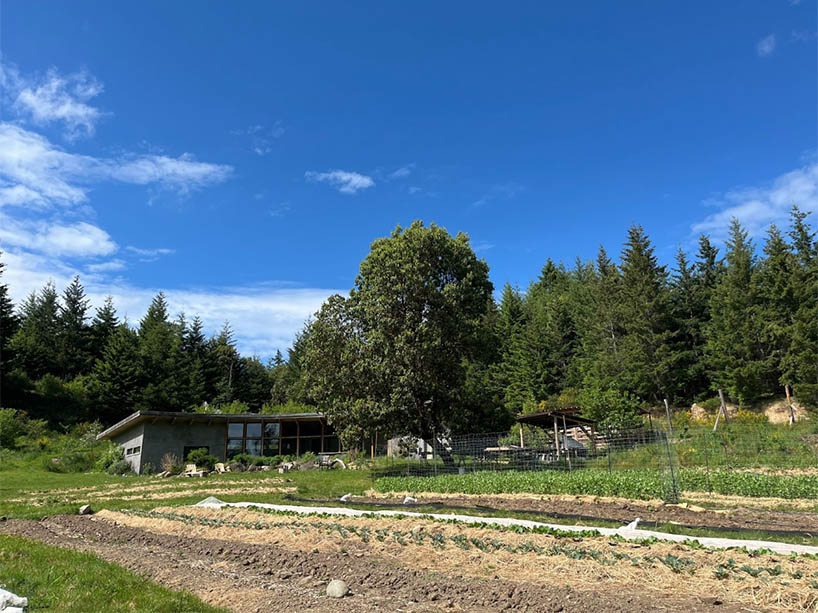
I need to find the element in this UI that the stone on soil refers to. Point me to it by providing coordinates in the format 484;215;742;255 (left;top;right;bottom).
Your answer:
78;504;93;515
326;579;349;598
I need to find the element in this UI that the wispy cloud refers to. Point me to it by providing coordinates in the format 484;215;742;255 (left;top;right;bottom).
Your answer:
792;30;817;43
471;240;495;253
757;34;776;57
87;259;126;273
305;169;375;194
0;123;232;210
2;63;105;141
472;182;524;207
388;164;414;179
691;161;818;240
231;122;285;155
269;202;291;217
125;246;175;262
408;186;423;195
0;214;117;257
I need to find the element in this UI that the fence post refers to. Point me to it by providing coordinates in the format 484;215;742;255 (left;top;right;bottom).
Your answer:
664;398;674;435
663;431;679;503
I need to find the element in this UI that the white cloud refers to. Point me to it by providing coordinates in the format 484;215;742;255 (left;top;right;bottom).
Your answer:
408;186;423;195
1;246;338;357
757;34;776;57
231;122;285;155
691;162;818;240
0;123;233;209
12;67;105;141
305;169;375;194
472;240;495;252
389;164;414;179
125;246;175;262
87;259;126;273
471;182;524;207
0;215;117;257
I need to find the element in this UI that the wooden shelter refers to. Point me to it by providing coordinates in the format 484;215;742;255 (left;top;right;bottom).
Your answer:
515;407;597;465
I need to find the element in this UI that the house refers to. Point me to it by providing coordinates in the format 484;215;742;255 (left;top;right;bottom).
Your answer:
96;410;340;474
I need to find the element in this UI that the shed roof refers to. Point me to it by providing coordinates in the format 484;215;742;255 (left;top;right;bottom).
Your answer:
515;408;596;429
96;410;324;441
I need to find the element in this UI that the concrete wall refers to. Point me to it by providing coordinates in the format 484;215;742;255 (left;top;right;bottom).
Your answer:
112;423;145;474
140;421;228;473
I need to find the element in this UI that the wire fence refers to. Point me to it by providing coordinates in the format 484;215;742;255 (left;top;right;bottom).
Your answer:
373;421;817;504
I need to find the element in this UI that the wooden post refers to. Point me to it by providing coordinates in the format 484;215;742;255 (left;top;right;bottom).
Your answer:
370;432;375;459
785;385;795;426
519;425;524;448
561;414;572;470
664;398;674;435
553;415;561;460
714;389;729;431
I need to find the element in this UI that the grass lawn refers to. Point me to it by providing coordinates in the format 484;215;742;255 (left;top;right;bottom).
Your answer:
0;534;225;613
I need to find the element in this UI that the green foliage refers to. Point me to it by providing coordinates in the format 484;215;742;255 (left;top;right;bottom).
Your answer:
185;447;218;471
106;459;133;475
303;221;494;447
94;442;124;472
376;466;818;501
579;387;643;431
260;400;315;415
0;408;23;449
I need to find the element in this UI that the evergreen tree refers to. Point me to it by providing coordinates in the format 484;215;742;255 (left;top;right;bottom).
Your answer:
617;225;675;402
137;293;184;411
706;219;766;405
577;246;624;392
90;296;119;361
755;225;798;391
9;282;60;379
211;321;241;406
90;326;142;423
57;276;92;378
0;252;19;407
783;206;818;402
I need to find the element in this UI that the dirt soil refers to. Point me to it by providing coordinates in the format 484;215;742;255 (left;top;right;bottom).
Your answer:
0;514;766;613
353;492;818;535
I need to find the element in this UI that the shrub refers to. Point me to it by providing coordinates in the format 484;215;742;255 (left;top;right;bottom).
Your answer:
299;451;317;464
186;448;218;471
698;396;723;412
160;452;183;475
107;459;133;475
793;384;818;411
142;462;155;476
0;408;24;449
94;442;124;473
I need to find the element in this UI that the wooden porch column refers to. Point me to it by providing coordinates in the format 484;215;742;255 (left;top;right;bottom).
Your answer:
553;415;560;460
562;414;572;470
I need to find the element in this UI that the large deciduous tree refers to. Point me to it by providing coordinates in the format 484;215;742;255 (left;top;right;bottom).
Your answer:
302;222;493;454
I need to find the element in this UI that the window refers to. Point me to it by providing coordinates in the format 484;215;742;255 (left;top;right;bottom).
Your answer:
228;423;244;438
324;436;340;453
125;446;141;456
281;421;297;437
245;439;262;455
263;438;280;456
246;423;262;438
226;438;243;459
264;422;280;437
281;437;297;455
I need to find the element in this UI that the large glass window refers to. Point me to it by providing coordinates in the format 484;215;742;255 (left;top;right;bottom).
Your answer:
281;421;297;437
300;437;322;454
324;436;340;453
246;423;262;438
226;438;243;459
263;438;280;456
300;421;322;436
228;423;244;438
264;422;280;437
281;438;297;456
245;439;261;456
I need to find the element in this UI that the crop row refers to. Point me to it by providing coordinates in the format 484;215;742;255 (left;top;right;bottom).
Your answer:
118;508;817;584
374;468;818;500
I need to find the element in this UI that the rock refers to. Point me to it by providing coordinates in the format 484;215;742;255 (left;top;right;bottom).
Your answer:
78;504;93;515
326;579;349;598
339;493;352;502
403;496;417;505
247;465;259;472
0;587;28;611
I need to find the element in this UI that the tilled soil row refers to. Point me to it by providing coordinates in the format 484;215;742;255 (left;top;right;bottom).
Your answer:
358;492;818;534
0;516;743;613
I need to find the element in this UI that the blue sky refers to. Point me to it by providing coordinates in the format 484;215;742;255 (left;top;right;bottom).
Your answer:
1;1;816;357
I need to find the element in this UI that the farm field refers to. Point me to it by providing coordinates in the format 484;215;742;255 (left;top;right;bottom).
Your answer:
2;462;818;612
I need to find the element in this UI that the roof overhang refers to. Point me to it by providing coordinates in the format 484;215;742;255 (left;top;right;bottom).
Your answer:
515;409;596;430
96;410;325;440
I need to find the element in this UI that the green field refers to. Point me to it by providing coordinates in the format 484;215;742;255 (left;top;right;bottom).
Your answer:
0;534;225;613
